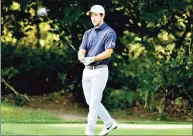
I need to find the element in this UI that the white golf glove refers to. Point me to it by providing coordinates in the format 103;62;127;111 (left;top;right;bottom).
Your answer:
78;51;85;61
82;57;95;66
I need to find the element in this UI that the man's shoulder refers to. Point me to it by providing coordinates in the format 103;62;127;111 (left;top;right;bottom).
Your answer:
104;25;116;36
85;28;94;34
105;25;115;33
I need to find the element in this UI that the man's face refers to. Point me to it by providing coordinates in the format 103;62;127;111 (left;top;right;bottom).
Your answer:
90;13;104;27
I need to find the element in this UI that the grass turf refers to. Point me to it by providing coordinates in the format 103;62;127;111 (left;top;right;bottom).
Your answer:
1;102;191;124
1;102;192;135
2;123;192;135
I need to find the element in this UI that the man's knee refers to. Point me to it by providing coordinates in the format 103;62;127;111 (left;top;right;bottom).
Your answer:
89;102;100;110
86;99;90;106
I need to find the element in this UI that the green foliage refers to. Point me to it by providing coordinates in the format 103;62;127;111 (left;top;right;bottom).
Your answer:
1;66;19;79
103;89;144;109
13;95;25;106
1;0;193;117
47;93;56;101
58;73;67;85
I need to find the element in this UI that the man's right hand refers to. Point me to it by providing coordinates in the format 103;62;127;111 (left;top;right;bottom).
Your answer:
78;51;85;62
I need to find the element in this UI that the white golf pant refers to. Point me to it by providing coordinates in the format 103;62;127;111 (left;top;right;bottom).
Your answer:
82;65;113;131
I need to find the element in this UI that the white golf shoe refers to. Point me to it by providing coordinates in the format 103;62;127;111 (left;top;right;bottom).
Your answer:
98;121;118;136
85;129;95;136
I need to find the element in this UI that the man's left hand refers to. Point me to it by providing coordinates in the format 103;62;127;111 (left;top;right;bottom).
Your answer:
81;57;95;65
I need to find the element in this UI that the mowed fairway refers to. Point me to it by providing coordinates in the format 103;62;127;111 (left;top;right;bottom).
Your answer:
2;123;192;135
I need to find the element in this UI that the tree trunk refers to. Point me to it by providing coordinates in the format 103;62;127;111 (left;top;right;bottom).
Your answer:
1;78;30;101
144;90;149;109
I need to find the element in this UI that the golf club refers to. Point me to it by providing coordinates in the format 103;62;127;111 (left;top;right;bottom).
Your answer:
37;7;78;52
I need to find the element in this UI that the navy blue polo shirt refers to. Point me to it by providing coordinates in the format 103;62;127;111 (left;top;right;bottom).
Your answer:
79;22;116;66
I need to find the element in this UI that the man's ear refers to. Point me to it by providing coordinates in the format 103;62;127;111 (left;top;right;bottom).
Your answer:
102;14;105;19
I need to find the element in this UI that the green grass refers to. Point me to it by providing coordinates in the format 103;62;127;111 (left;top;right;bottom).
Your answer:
1;124;192;135
1;102;192;135
1;102;192;124
1;102;63;123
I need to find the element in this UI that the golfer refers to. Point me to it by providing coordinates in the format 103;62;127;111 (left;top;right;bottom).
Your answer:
78;5;118;136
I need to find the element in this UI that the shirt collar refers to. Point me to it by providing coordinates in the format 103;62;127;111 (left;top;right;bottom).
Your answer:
94;22;107;31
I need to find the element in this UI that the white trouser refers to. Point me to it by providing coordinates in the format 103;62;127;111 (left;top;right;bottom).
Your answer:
82;65;113;131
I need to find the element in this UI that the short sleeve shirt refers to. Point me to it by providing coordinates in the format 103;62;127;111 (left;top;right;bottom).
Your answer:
79;23;116;66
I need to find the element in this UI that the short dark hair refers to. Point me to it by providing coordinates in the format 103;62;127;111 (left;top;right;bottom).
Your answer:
100;13;104;16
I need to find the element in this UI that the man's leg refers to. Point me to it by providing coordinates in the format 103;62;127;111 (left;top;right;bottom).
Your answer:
82;69;95;135
82;69;91;105
87;67;109;130
98;103;114;126
97;67;118;135
94;67;114;126
82;67;115;133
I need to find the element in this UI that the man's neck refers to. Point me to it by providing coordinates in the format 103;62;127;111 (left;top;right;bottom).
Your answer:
95;21;104;28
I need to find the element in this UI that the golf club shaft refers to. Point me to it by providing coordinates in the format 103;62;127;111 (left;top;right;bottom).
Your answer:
47;17;77;52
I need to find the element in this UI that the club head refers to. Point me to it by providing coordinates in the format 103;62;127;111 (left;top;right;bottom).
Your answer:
37;8;48;17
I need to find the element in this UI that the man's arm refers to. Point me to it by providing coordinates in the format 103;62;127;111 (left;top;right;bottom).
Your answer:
94;48;113;61
78;49;86;61
78;31;87;60
81;48;113;65
78;49;86;56
93;31;116;61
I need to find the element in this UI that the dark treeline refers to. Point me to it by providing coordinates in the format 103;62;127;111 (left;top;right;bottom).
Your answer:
1;0;193;119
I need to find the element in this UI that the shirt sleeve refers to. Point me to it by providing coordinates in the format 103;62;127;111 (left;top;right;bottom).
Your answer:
104;31;116;49
79;31;87;50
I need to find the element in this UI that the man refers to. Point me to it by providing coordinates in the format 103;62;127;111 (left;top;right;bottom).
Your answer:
78;5;118;136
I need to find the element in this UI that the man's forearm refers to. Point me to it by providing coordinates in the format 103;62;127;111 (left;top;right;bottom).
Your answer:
94;49;113;61
78;49;86;57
